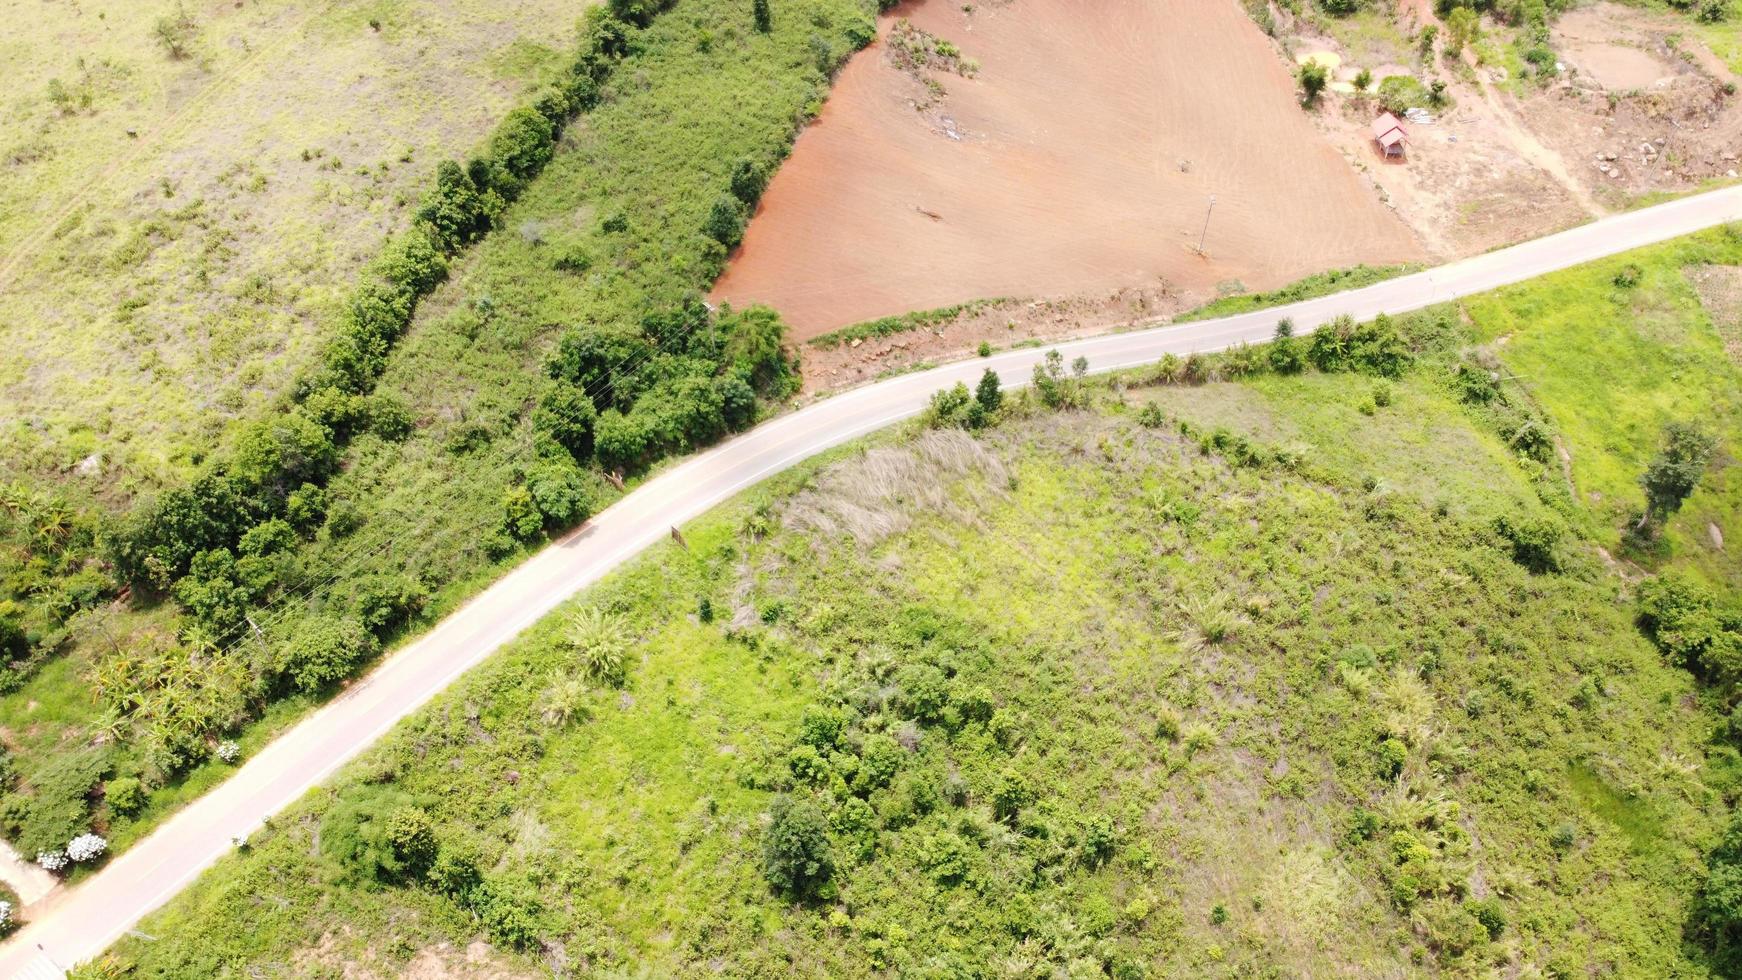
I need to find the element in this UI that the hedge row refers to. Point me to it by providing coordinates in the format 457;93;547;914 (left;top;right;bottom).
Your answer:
112;3;673;594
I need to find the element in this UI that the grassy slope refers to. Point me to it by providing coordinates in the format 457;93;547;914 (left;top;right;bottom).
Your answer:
1461;228;1742;592
109;344;1725;976
0;0;871;867
0;0;581;491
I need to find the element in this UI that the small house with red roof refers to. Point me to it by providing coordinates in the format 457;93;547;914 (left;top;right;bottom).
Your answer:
1372;112;1407;158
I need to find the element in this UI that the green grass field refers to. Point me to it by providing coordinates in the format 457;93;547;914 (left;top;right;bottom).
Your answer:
0;0;584;493
100;239;1742;972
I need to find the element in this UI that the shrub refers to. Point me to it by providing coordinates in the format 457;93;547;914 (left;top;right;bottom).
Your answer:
1466;897;1506;940
277;615;379;693
1377;75;1432;113
471;875;544;949
66;832;107;863
761;795;833;898
525;458;595;529
752;0;772;32
320;786;436;882
1493;514;1563;573
1298;59;1329;105
1638;576;1742;686
992;767;1035;824
569;606;631;686
704;194;748;246
730;157;767;204
923;382;981;430
487;106;557;193
152;5;197;59
501;486;543;541
105;777;145;817
854;734;903;793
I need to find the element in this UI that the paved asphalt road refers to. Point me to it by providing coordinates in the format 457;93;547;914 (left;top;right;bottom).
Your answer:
5;185;1742;977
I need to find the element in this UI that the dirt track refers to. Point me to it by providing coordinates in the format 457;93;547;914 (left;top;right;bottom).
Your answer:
711;0;1424;338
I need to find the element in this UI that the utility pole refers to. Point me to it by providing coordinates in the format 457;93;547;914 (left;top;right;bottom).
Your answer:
1197;194;1217;256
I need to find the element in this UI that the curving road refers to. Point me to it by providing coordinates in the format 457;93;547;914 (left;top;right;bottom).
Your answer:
5;185;1742;977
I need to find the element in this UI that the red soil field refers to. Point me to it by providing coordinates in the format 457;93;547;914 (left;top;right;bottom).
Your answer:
711;0;1426;339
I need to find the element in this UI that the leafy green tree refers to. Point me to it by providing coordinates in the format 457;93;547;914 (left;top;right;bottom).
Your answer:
752;0;772;32
1638;421;1716;529
704;194;748;246
730;157;767;204
761;795;833;898
975;368;1003;414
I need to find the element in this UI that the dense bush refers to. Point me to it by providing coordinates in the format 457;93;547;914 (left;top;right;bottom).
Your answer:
1307;314;1411;377
761;795;834;899
319;786;437;883
1638;576;1742;687
277;615;379;693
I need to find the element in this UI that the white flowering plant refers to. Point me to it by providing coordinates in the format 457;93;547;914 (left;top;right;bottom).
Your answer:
36;850;67;873
67;833;108;863
216;740;242;764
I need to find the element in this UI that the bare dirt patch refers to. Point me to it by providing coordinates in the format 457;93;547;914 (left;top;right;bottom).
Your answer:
800;281;1182;393
711;0;1424;340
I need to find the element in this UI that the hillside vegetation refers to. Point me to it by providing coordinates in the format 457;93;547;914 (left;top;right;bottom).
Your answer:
0;0;873;873
103;230;1742;975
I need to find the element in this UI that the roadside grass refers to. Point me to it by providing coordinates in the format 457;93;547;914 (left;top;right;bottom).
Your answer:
1460;226;1742;590
1132;370;1549;526
0;0;873;873
109;379;1720;976
806;298;1012;350
1173;263;1418;322
0;0;583;491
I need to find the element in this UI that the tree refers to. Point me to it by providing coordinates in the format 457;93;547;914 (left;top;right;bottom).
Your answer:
752;0;772;32
1354;67;1374;92
1639;422;1717;529
975;368;1003;414
1298;60;1329;105
704;194;748;246
761;795;833;898
1444;7;1479;56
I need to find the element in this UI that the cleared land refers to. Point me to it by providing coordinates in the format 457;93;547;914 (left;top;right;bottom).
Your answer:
0;0;582;491
709;0;1424;338
102;240;1742;971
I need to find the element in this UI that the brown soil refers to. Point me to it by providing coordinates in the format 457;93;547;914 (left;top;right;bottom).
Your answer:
711;0;1424;340
1521;4;1742;205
